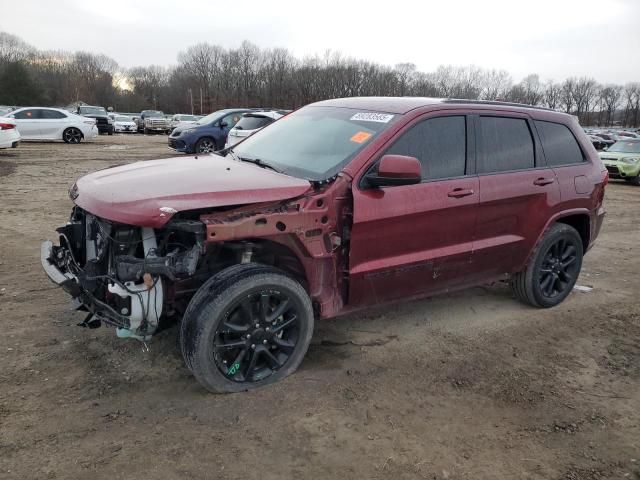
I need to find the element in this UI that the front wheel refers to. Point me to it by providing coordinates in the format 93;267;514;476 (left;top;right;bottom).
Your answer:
180;264;314;393
625;176;640;186
62;127;82;144
511;223;583;308
195;137;216;153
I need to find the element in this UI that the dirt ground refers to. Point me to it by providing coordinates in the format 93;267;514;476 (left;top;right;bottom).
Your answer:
0;134;638;480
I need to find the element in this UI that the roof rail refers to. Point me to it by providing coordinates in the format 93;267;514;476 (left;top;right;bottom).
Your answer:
443;99;553;111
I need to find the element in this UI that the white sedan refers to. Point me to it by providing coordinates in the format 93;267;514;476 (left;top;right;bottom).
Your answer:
113;115;137;133
0;117;21;149
6;107;98;143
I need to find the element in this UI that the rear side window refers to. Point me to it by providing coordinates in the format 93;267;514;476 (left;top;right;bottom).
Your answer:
40;109;66;119
386;116;466;180
477;117;535;173
13;109;40;119
535;121;585;166
235;115;274;131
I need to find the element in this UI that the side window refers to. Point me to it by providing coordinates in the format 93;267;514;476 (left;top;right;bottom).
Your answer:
223;113;243;128
40;109;66;119
477;116;535;173
535;120;585;166
13;109;40;120
386;116;467;180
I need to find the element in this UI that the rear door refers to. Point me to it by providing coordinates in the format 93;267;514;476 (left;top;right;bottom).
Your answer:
11;109;43;138
39;109;68;138
349;113;479;306
471;113;561;279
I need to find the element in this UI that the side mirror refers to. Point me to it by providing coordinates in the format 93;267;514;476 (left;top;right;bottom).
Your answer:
219;121;229;128
365;155;422;188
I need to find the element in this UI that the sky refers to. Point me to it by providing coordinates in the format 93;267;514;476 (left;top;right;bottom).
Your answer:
1;0;639;84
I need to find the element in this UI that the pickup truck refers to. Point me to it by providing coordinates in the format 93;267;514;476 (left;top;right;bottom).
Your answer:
136;110;171;134
75;105;113;135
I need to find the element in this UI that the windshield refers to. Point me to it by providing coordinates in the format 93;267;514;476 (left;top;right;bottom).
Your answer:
608;141;640;153
115;116;131;122
177;115;196;121
144;111;164;118
231;106;398;180
196;110;228;125
80;107;107;115
234;115;274;131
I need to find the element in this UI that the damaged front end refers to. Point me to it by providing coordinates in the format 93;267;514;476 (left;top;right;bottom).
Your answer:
41;207;203;340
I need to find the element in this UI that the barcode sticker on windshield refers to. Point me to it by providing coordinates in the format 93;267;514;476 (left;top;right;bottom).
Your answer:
350;112;394;123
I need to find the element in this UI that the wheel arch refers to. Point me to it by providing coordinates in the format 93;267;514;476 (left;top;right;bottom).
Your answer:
554;213;590;252
521;209;591;272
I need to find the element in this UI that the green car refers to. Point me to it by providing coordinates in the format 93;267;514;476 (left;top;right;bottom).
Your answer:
600;139;640;185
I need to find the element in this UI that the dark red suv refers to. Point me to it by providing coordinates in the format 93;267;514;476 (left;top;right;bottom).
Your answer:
42;97;607;393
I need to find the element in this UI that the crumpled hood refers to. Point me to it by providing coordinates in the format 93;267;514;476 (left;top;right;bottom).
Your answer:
73;155;312;227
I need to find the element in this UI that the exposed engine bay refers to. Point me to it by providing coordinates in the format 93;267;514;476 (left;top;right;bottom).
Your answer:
46;207;206;339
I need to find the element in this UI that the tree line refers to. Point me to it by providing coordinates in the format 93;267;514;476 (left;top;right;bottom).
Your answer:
1;31;639;127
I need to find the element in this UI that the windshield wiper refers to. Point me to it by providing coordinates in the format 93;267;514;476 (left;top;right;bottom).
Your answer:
238;156;282;173
223;148;282;173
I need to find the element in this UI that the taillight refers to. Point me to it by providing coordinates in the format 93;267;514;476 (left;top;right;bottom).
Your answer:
0;123;15;130
603;170;609;186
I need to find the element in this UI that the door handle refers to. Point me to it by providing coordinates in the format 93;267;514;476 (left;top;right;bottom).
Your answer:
533;177;555;186
447;188;475;198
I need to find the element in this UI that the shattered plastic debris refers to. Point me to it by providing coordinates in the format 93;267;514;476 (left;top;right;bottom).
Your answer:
573;285;593;292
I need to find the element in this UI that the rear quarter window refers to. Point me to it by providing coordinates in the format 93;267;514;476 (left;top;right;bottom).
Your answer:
535;121;585;166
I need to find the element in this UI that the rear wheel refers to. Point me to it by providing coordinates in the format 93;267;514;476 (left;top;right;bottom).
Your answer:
180;264;314;393
62;127;82;144
195;137;216;153
511;223;583;308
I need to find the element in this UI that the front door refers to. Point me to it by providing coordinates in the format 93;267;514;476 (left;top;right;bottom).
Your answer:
349;114;479;306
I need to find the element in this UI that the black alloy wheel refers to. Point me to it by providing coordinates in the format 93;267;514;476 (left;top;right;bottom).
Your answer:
181;264;314;393
538;237;580;300
214;291;300;383
511;223;583;308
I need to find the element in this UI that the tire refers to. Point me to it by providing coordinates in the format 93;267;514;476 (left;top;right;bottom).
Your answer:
62;127;82;144
107;129;113;136
627;176;640;186
195;137;216;153
511;223;583;308
180;263;314;393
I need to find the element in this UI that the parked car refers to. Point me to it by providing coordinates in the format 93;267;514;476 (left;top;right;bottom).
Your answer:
170;114;198;132
136;110;171;134
0;117;20;149
224;110;286;148
75;105;114;135
168;108;250;153
599;139;640;185
588;134;607;150
7;107;98;143
616;131;638;139
113;115;137;133
42;97;607;393
592;133;617;148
